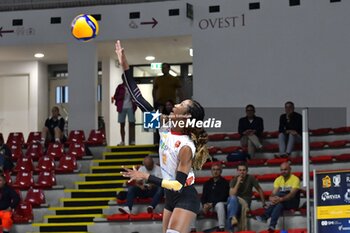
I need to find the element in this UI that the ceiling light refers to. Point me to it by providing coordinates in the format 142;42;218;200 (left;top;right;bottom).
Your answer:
189;48;193;57
34;53;44;58
145;56;155;61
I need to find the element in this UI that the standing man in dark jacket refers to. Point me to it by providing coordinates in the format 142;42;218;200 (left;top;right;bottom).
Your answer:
201;163;230;231
0;172;20;233
238;104;264;157
277;101;302;157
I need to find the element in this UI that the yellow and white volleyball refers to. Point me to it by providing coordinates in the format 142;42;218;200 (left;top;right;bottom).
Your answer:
71;14;99;41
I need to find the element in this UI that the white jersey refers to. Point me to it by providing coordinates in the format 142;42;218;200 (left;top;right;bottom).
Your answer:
158;126;196;186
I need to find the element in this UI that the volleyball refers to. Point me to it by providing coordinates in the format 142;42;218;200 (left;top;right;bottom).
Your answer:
71;14;99;41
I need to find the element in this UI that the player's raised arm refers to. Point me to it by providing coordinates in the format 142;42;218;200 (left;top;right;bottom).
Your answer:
115;40;154;112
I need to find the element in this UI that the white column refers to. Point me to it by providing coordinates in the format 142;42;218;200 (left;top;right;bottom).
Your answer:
67;42;98;135
101;57;124;146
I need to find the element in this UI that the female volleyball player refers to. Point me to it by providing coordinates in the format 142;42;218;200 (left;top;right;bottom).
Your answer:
115;40;209;233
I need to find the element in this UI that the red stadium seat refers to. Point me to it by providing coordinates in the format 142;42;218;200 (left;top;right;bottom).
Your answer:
287;228;307;233
310;155;333;164
236;231;256;233
152;212;163;221
36;155;56;172
256;173;279;182
25;142;44;161
208;133;226;141
26;131;42;145
129;212;153;221
310;128;332;136
309;141;328;149
106;213;130;221
10;144;23;161
263;144;279;152
289;156;302;164
87;130;106;146
33;171;57;189
266;158;288;166
202;161;223;169
249;208;265;216
13;171;34;190
259;230;280;233
4;171;12;185
67;142;86;159
25;188;46;207
221;146;242;153
208;146;220;155
327;140;349;148
12;202;33;223
334;153;350;162
6;132;25;147
14;157;34;173
226;133;241;140
46;142;65;160
55;155;78;173
247;159;267;166
225;161;241;168
67;130;86;144
195;177;210;185
263;131;279;138
332;126;350;134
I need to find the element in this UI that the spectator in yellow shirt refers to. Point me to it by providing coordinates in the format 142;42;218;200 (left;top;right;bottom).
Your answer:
255;162;300;232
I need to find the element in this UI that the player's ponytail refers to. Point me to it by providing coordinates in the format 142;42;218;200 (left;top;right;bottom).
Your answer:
186;100;210;170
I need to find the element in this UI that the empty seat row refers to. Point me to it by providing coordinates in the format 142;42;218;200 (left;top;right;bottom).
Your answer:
208;126;350;141
4;129;106;147
10;142;86;161
7;171;60;190
13;155;77;173
208;139;350;155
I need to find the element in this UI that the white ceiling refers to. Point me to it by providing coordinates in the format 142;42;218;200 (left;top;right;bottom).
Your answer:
0;35;192;65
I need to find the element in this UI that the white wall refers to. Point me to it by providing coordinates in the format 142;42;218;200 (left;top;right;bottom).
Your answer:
0;61;47;139
0;0;350;136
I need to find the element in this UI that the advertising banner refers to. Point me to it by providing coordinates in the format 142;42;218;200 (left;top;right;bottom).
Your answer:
316;170;350;233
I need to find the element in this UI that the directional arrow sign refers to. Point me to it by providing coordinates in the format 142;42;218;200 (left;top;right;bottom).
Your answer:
0;27;14;37
140;18;158;28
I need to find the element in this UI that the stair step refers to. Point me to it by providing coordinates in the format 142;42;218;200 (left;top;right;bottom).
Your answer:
49;206;109;215
65;188;124;198
60;197;115;207
32;223;94;232
107;144;158;153
44;214;104;223
94;158;144;166
91;165;133;174
103;151;152;160
76;180;126;189
80;173;126;181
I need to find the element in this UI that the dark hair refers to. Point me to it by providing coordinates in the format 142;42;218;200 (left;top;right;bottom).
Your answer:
185;100;210;170
0;133;4;145
245;104;255;111
285;101;294;107
237;161;248;170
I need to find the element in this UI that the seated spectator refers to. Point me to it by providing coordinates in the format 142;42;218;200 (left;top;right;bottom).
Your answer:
200;163;229;232
41;106;66;145
118;156;163;214
0;134;14;172
227;162;265;231
238;104;264;157
255;162;300;232
277;101;302;157
0;171;20;233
